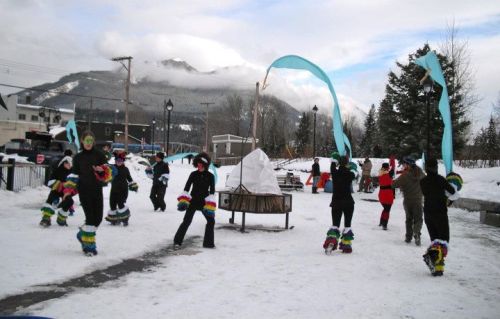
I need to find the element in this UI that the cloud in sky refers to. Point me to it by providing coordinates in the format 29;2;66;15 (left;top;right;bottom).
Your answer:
1;0;499;130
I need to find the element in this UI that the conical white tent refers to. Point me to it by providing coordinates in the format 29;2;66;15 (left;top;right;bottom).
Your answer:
225;148;281;195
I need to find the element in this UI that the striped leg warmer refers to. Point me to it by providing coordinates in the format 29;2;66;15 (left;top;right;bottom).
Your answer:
323;226;340;253
77;225;98;256
339;228;354;253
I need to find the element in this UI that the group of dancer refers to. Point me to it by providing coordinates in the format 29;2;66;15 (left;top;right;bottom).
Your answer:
38;130;216;256
323;152;462;277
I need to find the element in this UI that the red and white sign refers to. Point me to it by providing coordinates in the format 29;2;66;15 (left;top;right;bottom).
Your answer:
36;154;45;164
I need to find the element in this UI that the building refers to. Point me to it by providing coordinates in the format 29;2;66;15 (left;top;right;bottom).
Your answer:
0;94;75;145
74;120;151;146
212;134;257;161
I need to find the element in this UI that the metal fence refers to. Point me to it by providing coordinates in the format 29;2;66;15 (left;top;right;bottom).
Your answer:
0;159;49;192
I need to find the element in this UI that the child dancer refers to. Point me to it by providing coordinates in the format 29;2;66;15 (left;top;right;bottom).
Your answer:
378;163;394;230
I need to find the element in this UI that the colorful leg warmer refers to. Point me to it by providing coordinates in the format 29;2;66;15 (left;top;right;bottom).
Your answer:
339;228;354;253
116;206;130;222
424;239;448;275
77;225;97;255
40;203;55;223
105;210;119;225
323;226;340;253
56;208;70;226
203;195;217;217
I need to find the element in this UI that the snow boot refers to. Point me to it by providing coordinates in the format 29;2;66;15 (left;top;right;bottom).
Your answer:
56;209;69;226
414;234;421;246
323;226;340;254
339;228;354;253
77;225;97;256
39;218;51;227
312;187;318;194
122;217;129;227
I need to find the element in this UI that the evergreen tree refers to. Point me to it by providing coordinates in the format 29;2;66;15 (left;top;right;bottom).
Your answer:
360;104;377;156
295;112;311;156
485;116;499;166
377;44;471;158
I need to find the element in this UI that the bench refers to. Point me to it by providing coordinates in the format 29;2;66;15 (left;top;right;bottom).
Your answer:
276;172;304;191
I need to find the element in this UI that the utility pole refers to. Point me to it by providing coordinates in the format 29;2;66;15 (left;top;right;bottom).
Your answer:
251;82;260;151
112;56;133;152
87;97;93;130
200;102;214;152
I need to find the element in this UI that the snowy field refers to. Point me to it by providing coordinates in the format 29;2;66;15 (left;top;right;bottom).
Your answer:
1;156;499;318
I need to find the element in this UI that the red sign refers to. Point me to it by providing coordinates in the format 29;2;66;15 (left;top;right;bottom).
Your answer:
36;154;45;164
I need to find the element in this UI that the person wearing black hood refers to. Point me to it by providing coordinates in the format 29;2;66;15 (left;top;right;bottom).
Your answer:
63;131;111;256
39;155;73;227
174;152;216;249
420;158;456;276
105;151;137;226
323;155;356;254
147;152;170;212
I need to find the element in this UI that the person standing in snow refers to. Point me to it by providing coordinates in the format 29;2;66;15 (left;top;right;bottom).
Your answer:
323;155;356;254
105;151;138;226
391;156;425;245
63;131;111;256
358;157;372;192
39;155;73;227
378;163;394;230
420;158;456;276
147;152;170;212
311;158;321;194
174;152;216;249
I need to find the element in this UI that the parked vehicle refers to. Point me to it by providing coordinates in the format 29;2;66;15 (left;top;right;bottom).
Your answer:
3;131;77;165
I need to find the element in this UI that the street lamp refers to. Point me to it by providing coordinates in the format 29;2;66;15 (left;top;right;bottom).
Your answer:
423;76;434;159
115;109;119;123
165;99;174;156
152;117;156;154
312;105;318;158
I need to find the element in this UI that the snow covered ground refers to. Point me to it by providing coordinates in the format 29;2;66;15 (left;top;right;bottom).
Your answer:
1;156;499;318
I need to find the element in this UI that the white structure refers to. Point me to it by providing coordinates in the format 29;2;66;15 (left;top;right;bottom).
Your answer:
0;94;75;145
225;148;281;195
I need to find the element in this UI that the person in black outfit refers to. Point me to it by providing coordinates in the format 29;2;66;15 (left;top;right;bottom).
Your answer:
420;158;456;276
63;131;109;256
148;152;170;212
105;151;137;226
323;155;356;254
311;158;321;194
39;155;73;227
174;152;216;249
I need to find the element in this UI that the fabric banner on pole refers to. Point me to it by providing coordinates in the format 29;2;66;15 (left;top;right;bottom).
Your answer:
66;120;80;151
414;51;453;174
263;55;349;156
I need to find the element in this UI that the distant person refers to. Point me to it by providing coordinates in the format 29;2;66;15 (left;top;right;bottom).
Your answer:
102;144;112;162
420;158;456;276
147;152;170;212
392;156;425;245
378;163;394;230
358;157;372;192
174;152;216;249
323;155;356;254
311;158;321;194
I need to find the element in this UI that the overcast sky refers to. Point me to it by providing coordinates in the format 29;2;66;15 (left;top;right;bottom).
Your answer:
1;0;499;131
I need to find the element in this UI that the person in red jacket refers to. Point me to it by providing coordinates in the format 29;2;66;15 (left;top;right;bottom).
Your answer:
378;163;394;230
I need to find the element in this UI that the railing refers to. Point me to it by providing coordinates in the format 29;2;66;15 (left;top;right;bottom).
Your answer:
0;158;49;192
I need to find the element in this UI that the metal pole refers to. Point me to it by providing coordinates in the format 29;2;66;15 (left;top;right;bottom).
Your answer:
426;93;430;159
163;102;166;152
200;102;214;152
313;112;317;158
251;82;259;150
166;110;171;156
152;120;155;154
125;58;131;153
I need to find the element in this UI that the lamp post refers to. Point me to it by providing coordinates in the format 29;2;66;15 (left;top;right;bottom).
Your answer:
152;117;156;154
423;77;433;159
115;109;119;123
165;99;174;156
312;105;318;158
